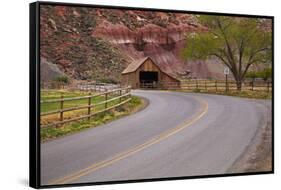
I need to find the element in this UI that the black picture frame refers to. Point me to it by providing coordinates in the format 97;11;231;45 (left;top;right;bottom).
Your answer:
30;1;274;188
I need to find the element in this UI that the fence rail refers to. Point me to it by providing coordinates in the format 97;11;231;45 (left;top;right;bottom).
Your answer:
41;87;131;128
141;80;272;92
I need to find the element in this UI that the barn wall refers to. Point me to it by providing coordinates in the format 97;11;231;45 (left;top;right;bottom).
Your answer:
138;59;160;72
121;74;127;87
121;58;180;89
122;73;137;88
135;59;161;88
160;71;180;89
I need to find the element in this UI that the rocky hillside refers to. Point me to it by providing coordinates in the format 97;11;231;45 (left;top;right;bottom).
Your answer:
40;5;130;83
40;5;227;83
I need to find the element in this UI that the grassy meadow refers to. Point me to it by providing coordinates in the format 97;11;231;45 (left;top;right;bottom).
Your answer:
40;89;145;142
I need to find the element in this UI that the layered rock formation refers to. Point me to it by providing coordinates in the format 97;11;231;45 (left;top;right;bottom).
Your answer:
40;5;227;83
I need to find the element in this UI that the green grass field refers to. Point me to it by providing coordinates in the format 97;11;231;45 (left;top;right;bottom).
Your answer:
195;89;271;99
40;89;145;142
41;90;119;113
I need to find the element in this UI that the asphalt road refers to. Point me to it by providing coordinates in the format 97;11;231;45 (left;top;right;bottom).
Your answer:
41;90;270;185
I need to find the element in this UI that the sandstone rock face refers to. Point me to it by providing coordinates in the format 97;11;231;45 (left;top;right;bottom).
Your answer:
92;12;205;77
40;5;226;83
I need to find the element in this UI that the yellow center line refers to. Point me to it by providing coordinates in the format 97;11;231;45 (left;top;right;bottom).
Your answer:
49;96;209;185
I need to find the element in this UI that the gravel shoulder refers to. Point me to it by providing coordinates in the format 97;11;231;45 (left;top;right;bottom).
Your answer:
227;100;272;173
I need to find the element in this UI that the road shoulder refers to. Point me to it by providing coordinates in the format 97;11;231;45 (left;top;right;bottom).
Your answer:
227;100;272;173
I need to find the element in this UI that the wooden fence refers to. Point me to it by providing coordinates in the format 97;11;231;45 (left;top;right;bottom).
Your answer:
141;80;272;92
40;87;131;128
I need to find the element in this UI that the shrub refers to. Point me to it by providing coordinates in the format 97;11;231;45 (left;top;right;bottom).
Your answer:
53;75;69;84
245;68;272;81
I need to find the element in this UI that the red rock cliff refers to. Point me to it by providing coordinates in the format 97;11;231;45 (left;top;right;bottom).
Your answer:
40;6;226;82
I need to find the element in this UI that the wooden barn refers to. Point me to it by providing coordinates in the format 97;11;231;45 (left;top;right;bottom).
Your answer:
121;57;180;89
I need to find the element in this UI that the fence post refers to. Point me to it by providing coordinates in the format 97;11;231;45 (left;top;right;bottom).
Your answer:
267;81;270;93
252;80;254;91
119;89;122;103
105;92;108;109
205;80;207;90
225;75;228;93
88;92;91;120
196;80;198;90
59;93;64;127
215;80;217;92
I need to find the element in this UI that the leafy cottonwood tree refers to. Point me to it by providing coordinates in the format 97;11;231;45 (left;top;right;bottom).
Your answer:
182;16;272;90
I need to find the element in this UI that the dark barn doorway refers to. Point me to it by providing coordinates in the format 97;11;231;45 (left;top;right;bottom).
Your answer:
139;71;158;88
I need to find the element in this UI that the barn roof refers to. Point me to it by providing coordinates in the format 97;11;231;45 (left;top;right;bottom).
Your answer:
121;57;149;74
121;56;180;82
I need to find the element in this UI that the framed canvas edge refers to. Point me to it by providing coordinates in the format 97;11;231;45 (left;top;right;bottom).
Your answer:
30;1;41;189
29;1;275;189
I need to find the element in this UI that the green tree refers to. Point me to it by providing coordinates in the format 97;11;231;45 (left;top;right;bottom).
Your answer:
246;68;272;81
245;71;258;80
261;67;272;81
182;16;272;90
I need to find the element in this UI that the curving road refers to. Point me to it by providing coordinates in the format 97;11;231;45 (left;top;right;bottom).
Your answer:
41;90;270;185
